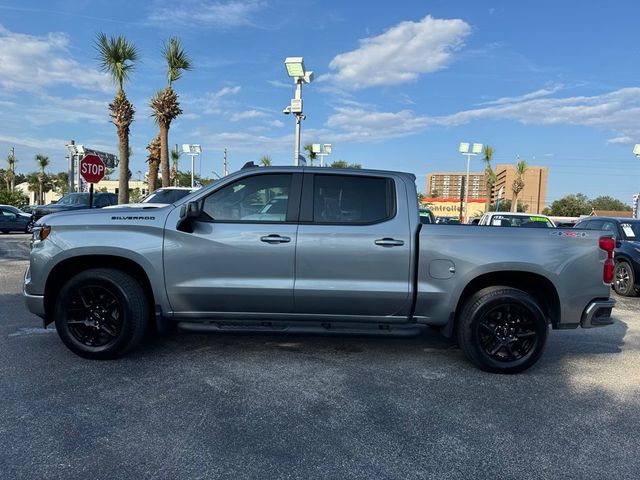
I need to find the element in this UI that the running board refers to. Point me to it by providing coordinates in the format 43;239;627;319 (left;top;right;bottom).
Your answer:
176;320;422;338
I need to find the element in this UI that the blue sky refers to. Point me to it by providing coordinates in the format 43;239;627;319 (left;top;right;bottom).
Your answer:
1;0;639;204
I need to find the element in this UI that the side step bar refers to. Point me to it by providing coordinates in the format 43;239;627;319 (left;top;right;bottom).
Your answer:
176;321;423;338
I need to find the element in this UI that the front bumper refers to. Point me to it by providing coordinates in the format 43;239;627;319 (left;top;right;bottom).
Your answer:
580;299;616;328
23;267;46;319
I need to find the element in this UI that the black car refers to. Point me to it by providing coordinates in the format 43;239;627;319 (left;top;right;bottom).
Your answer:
0;204;34;233
574;216;640;296
33;192;118;220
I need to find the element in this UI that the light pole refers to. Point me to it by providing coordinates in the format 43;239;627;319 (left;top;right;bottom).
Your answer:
283;57;313;166
313;143;332;167
182;144;201;188
459;142;483;223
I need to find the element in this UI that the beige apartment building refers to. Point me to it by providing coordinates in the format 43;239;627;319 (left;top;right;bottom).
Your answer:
426;172;487;200
427;165;548;214
490;165;548;213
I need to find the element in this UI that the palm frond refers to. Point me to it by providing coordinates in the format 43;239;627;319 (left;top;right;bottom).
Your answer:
162;37;192;86
95;32;139;90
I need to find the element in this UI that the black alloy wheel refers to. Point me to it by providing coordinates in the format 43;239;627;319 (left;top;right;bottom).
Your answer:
63;285;123;347
477;303;538;362
613;261;637;297
457;286;548;374
54;268;148;359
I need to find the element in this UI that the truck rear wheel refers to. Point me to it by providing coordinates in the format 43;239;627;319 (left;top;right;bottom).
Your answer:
54;268;148;359
457;287;548;374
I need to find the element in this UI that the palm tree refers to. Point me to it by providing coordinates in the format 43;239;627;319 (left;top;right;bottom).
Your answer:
151;37;192;188
170;148;180;186
482;145;496;212
95;33;139;204
303;144;317;166
259;155;272;167
146;134;161;193
511;157;528;212
6;150;16;192
35;154;49;204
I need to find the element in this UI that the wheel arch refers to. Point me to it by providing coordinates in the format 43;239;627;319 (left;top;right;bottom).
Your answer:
453;271;561;331
44;255;156;328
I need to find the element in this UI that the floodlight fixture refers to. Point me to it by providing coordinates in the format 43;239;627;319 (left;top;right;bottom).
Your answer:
459;141;483;223
634;144;640;157
284;57;305;78
312;144;321;154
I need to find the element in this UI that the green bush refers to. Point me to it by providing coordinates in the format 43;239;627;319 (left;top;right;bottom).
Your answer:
0;189;29;209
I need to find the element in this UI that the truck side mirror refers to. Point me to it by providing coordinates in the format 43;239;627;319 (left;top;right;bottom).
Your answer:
177;201;202;233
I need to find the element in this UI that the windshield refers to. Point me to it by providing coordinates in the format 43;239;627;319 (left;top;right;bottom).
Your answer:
55;193;89;206
620;221;640;240
142;188;196;204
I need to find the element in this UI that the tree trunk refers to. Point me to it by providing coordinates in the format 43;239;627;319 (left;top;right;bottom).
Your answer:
118;130;130;204
39;182;43;205
147;160;159;194
511;192;518;212
160;124;170;188
485;184;492;212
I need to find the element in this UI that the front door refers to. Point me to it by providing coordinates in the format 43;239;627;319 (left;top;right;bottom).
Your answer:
164;172;301;315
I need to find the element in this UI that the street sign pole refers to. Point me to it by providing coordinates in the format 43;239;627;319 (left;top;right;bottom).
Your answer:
89;183;94;209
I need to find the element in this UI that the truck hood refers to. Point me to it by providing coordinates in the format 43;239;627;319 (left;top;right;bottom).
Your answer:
38;204;174;227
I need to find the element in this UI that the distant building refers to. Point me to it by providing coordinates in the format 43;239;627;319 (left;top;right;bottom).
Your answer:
426;164;549;214
491;165;548;213
426;172;487;200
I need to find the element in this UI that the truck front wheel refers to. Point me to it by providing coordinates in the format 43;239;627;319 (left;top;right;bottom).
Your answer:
457;287;548;374
54;268;149;359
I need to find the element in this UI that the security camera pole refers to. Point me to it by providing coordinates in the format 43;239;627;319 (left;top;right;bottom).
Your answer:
284;57;313;166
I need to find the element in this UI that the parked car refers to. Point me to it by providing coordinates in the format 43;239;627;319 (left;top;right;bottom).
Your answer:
0;204;34;233
574;216;640;296
478;212;556;228
33;192;118;220
141;187;199;204
25;166;615;373
419;207;435;224
436;216;461;224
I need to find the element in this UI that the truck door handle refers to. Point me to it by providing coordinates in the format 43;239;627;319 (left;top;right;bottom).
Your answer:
260;234;291;244
374;238;405;247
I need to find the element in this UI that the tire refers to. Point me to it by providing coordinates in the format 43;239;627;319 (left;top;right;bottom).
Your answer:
54;268;149;359
613;261;637;297
24;222;34;234
456;287;548;374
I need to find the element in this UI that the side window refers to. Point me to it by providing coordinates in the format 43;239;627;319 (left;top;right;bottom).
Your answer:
601;222;618;237
95;195;109;208
586;220;604;230
202;174;292;223
312;174;394;224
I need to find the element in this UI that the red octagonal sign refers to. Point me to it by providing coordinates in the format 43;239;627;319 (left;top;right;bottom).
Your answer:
79;154;106;183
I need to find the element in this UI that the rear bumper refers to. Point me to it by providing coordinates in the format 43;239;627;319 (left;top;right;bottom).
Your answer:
580;299;616;328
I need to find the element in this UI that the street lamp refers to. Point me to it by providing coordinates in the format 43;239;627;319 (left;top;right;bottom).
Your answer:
459;142;483;223
182;144;202;188
283;57;314;166
312;143;332;167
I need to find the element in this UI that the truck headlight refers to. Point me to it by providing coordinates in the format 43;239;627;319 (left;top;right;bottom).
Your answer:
32;225;51;244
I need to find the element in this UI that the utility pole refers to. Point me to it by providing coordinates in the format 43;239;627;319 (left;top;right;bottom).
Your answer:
223;148;228;176
9;147;15;192
67;140;75;193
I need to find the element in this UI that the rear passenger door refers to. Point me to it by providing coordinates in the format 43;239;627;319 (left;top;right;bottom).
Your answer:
293;173;413;317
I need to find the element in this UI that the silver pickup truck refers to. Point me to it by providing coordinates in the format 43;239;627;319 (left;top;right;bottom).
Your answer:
24;166;616;373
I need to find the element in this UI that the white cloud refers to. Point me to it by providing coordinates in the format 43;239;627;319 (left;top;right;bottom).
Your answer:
0;25;109;93
200;85;241;113
323;87;640;144
479;84;564;105
199;131;291;153
148;1;264;28
229;109;268;122
326;15;471;90
268;80;293;89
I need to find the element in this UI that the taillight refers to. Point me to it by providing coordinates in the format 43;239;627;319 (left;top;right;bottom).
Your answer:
599;236;615;284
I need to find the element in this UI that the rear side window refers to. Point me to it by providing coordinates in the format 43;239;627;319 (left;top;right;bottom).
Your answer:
312;174;394;224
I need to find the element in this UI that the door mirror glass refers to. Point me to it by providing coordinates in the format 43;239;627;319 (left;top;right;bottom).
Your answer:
180;201;202;220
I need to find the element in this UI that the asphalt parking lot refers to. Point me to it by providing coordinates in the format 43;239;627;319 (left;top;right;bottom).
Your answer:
1;233;639;480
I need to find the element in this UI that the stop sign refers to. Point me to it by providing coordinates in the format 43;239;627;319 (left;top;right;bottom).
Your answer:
79;154;106;183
